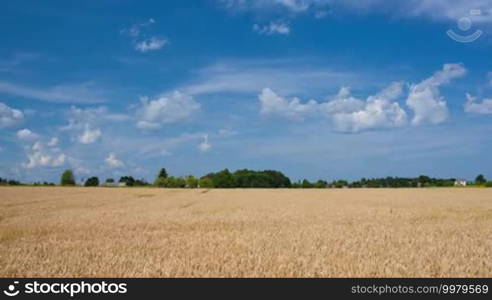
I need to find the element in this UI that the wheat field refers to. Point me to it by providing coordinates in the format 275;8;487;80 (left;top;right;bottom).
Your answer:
0;187;491;277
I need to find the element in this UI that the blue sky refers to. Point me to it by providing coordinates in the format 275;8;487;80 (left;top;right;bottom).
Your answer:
1;0;492;183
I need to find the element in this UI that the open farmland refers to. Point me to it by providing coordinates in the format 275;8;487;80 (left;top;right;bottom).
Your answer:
0;187;491;277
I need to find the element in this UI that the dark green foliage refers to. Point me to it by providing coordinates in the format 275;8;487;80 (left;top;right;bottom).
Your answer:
105;178;115;183
349;176;455;188
201;169;291;188
158;168;168;179
201;169;236;188
0;178;22;186
485;181;492;187
333;180;349;188
60;169;75;186
119;176;135;187
198;177;214;188
186;176;199;188
475;174;486;185
84;177;100;187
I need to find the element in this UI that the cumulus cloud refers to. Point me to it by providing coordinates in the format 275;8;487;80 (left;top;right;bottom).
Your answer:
326;82;407;132
253;21;290;35
259;88;317;120
136;91;201;130
16;128;39;141
406;63;466;126
198;135;212;152
62;106;128;143
105;153;124;168
22;140;66;169
135;37;168;52
464;93;492;114
78;124;102;144
0;102;24;128
259;83;407;132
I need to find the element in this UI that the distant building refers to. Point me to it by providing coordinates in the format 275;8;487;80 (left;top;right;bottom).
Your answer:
101;182;127;187
454;179;467;187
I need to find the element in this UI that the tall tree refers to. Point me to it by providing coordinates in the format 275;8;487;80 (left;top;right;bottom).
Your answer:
60;169;76;186
475;174;486;185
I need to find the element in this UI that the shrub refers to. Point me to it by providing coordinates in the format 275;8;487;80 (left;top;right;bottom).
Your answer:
485;181;492;188
199;177;214;188
84;177;100;187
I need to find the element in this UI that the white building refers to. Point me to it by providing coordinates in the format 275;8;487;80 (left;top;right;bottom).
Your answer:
454;179;467;187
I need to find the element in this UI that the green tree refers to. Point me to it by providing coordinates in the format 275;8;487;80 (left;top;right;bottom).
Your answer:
199;177;214;188
105;178;114;183
84;177;100;187
119;176;135;187
60;169;76;186
475;174;486;185
158;168;168;179
186;176;199;188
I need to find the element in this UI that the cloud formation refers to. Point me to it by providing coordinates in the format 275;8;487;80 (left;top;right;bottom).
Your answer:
105;153;124;168
198;135;212;152
406;63;466;125
259;64;466;132
135;37;168;52
221;0;492;22
16;128;39;141
0;81;109;104
0;102;24;128
136;91;201;130
23;140;66;169
253;21;290;35
465;93;492;114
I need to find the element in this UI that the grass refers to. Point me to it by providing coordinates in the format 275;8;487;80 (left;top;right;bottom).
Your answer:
0;187;491;277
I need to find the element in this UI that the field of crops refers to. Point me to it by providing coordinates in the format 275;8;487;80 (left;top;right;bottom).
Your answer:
0;187;491;277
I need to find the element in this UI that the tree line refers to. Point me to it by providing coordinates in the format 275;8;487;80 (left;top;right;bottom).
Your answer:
1;170;491;188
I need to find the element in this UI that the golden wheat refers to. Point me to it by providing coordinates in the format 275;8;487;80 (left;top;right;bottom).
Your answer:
0;187;491;277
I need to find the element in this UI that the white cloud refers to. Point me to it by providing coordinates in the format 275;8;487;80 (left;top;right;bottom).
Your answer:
47;137;59;147
135;37;167;52
181;60;359;96
105;153;124;168
16;128;39;141
221;0;492;23
121;18;155;37
253;21;291;35
259;88;318;120
259;82;407;132
406;63;466;126
78;124;102;144
326;82;407;132
62;106;128;143
319;86;364;114
464;93;492;114
198;135;212;152
0;81;109;104
136;91;201;130
23;141;66;169
0;102;24;128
